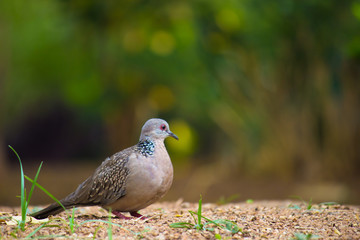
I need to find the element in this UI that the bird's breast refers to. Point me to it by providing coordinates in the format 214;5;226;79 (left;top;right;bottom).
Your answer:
106;144;173;212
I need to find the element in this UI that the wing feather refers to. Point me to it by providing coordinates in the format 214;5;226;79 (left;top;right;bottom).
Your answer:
61;146;134;207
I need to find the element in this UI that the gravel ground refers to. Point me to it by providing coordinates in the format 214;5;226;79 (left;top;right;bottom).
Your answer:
1;200;359;239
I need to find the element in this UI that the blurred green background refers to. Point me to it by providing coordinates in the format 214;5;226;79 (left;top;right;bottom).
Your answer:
0;0;359;206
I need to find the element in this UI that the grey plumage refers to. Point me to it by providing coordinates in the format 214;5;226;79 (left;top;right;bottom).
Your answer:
31;118;178;219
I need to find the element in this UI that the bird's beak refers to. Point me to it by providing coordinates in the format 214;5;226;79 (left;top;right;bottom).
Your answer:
167;130;179;140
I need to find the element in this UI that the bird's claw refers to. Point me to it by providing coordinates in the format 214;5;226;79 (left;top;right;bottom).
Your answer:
112;210;131;220
130;211;147;219
112;210;147;220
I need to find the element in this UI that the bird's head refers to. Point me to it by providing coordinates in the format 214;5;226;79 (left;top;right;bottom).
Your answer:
139;118;179;141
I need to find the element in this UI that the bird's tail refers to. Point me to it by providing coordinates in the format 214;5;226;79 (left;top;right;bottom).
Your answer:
30;201;69;219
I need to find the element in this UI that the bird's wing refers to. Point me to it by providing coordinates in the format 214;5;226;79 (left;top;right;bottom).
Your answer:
62;147;134;207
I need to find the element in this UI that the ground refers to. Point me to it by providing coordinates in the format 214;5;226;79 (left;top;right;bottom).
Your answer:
1;200;359;239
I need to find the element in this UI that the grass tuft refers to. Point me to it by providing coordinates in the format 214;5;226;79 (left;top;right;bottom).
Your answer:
288;196;340;211
170;195;242;234
288;196;314;210
9;145;26;231
9;145;43;231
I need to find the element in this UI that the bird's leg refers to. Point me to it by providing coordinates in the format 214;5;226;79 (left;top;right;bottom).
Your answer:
112;210;131;220
130;211;147;219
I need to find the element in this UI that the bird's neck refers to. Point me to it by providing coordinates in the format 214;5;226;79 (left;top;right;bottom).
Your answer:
137;138;156;157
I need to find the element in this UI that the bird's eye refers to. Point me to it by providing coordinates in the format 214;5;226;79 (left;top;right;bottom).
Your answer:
160;124;167;131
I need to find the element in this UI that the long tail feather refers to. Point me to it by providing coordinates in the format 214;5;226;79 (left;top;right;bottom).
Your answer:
30;202;68;219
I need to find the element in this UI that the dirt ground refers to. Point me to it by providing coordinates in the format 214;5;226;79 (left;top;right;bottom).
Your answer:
1;200;359;239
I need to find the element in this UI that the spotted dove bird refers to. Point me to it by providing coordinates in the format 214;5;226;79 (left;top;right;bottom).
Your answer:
31;118;178;219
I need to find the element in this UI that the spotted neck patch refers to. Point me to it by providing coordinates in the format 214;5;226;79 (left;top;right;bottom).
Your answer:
137;139;155;157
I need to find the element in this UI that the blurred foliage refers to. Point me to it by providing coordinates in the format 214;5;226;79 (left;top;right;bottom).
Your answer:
0;0;359;183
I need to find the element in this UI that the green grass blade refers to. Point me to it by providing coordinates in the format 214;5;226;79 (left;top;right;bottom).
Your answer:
199;215;223;229
69;207;76;233
25;221;49;239
307;198;313;210
169;222;194;228
188;210;198;227
93;225;103;240
212;219;241;234
24;188;27;208
189;211;242;234
26;161;43;211
197;195;202;227
8;145;26;231
108;209;112;240
24;175;66;211
215;233;222;239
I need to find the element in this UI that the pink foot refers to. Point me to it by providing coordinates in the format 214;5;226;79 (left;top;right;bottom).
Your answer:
112;210;131;220
130;211;147;219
